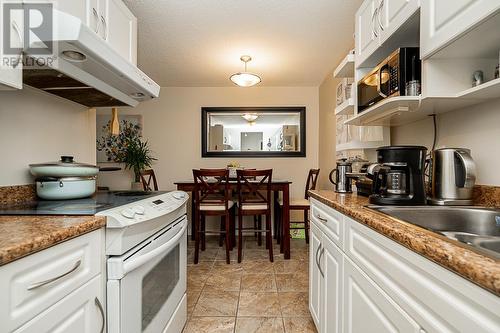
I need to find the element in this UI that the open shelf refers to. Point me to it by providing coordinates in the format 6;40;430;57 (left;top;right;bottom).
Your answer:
335;98;355;115
337;140;387;152
345;76;500;126
334;53;355;78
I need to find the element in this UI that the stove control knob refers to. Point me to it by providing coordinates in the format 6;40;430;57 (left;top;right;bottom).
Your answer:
133;205;145;215
121;208;135;219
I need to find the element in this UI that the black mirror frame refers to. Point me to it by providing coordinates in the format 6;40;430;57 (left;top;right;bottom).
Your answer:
201;107;306;158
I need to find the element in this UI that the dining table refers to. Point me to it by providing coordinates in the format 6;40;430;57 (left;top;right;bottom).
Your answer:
174;179;293;259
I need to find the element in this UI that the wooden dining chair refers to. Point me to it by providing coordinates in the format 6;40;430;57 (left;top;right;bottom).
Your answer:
193;169;234;264
236;169;273;263
277;169;320;244
140;169;158;191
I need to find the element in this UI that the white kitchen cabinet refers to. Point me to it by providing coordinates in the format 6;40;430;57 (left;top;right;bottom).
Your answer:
355;0;419;67
309;204;343;333
105;0;137;65
355;0;379;67
309;222;322;329
320;233;343;333
343;258;421;333
0;0;23;90
421;0;500;58
14;275;105;333
54;0;137;64
378;0;420;42
0;229;105;332
310;199;500;333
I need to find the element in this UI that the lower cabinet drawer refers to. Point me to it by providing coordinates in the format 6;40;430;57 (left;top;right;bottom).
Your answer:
14;274;105;333
0;229;104;332
344;217;500;333
310;198;343;248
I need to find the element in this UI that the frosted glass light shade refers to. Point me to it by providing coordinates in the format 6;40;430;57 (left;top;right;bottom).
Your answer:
230;72;262;87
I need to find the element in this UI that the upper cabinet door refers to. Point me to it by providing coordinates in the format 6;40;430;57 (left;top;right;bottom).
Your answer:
105;0;138;65
378;0;420;43
355;0;379;68
0;0;23;90
54;0;99;35
421;0;500;58
343;259;422;333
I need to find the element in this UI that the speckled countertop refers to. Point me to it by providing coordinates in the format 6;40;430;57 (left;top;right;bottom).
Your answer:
0;215;106;266
308;190;500;296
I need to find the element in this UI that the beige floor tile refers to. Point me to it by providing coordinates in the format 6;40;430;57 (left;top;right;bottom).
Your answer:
279;292;310;317
235;317;285;333
241;260;275;274
238;292;281;317
186;288;202;315
193;290;239;317
183;316;235;333
275;273;308;292
243;250;274;261
241;274;276;292
283;317;317;333
187;272;208;290
212;261;244;274
205;273;242;291
273;260;308;274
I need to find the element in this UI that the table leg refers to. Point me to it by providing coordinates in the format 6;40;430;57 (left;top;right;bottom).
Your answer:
282;184;290;259
273;191;279;240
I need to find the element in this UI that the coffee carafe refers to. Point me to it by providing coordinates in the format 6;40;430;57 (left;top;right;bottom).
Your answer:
368;146;427;205
329;159;353;193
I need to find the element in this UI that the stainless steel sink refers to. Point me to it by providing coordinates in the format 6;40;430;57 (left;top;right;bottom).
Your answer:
368;206;500;258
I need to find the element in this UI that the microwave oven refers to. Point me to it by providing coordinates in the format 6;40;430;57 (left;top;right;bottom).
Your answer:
357;47;421;113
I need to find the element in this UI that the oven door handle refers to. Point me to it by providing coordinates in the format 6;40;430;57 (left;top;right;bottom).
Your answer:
377;65;388;99
122;220;187;275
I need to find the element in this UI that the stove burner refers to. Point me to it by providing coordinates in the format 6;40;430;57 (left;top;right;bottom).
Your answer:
113;191;153;197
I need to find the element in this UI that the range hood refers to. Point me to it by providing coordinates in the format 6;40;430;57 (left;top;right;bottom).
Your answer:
23;10;160;108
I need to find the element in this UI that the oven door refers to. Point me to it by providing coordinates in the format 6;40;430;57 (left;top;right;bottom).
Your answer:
107;216;187;333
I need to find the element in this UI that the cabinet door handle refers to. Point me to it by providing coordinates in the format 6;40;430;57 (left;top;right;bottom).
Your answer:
27;260;81;290
315;244;321;269
316;214;327;223
92;8;100;34
378;0;385;31
11;21;23;68
95;297;105;333
371;7;378;38
100;16;108;40
318;247;325;277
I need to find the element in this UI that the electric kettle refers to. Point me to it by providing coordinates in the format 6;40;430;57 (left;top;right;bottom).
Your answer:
429;148;477;205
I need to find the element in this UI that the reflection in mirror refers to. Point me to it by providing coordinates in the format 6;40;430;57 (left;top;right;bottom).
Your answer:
202;107;305;157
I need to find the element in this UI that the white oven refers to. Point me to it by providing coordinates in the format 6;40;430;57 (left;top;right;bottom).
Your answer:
106;215;187;333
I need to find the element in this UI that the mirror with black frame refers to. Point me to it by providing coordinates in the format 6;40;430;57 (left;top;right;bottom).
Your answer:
201;107;306;157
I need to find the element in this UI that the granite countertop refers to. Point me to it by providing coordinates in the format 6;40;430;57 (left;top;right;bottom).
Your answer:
308;190;500;296
0;215;106;266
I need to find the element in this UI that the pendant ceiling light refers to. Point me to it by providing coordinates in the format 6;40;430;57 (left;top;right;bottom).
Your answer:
230;55;262;87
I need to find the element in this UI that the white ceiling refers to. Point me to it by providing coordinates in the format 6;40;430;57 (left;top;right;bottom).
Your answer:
123;0;362;87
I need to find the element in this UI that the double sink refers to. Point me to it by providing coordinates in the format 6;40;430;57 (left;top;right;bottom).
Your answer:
369;206;500;259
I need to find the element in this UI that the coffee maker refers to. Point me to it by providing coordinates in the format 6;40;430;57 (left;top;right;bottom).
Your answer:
368;146;427;205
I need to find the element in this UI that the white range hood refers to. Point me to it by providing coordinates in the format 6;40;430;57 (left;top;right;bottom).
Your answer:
23;10;160;108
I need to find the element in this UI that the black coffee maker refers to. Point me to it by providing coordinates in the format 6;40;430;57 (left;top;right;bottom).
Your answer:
368;146;427;205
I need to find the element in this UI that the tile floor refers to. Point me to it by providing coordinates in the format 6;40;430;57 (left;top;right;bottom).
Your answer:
184;236;317;333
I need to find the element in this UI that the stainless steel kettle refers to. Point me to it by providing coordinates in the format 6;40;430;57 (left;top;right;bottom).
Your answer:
329;159;353;193
429;148;477;205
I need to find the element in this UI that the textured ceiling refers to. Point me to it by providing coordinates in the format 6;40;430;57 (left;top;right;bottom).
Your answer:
124;0;362;87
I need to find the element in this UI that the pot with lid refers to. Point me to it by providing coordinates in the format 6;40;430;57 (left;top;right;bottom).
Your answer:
30;156;99;200
30;156;99;178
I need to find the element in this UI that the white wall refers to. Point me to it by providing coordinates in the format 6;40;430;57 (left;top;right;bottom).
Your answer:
392;98;500;185
0;88;96;186
97;86;319;199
